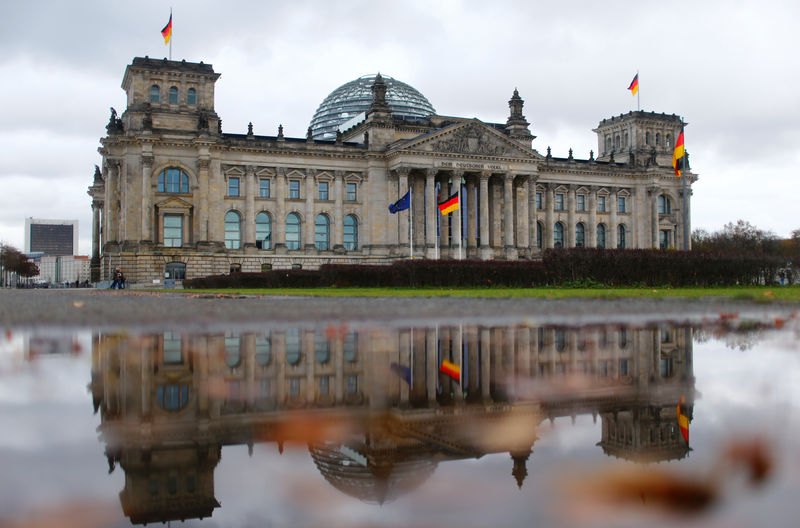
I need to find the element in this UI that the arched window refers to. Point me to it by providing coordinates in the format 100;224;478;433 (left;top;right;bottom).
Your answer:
165;262;186;280
343;215;358;251
225;211;241;249
666;134;672;148
255;212;272;249
315;214;330;250
645;131;650;145
187;87;197;105
658;195;671;214
617;224;626;249
225;332;241;368
624;132;629;147
656;133;661;146
605;136;611;152
555;329;566;352
597;224;606;248
169;86;178;104
553;222;564;248
615;135;620;149
343;331;357;362
157;168;189;193
575;223;585;248
256;335;271;366
315;332;330;364
537;221;543;249
150;85;160;103
286;213;301;250
286;329;301;365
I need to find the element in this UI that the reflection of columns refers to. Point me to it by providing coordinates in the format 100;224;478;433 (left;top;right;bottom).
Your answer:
479;172;490;258
503;173;514;249
244;165;256;245
334;330;344;403
480;328;491;401
650;186;659;248
465;327;479;401
545;183;554;248
589;186;597;247
334;170;344;249
609;187;618;248
426;328;437;403
141;156;153;242
466;177;477;249
397;168;410;249
304;169;315;250
425;169;436;256
198;158;210;240
452;326;463;401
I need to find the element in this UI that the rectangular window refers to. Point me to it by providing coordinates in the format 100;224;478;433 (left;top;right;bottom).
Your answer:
228;177;240;197
617;196;626;213
163;215;182;247
535;192;542;210
346;182;357;201
555;193;565;211
346;375;358;394
318;181;329;200
577;195;586;211
597;196;606;212
319;376;330;395
259;178;270;198
289;180;300;199
619;359;629;376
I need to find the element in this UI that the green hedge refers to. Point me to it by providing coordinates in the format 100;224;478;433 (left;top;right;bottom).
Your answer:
183;249;785;289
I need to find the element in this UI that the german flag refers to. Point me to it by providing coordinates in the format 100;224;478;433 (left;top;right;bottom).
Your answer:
672;131;685;177
161;12;173;44
676;396;690;443
438;192;459;215
627;73;639;96
440;359;460;381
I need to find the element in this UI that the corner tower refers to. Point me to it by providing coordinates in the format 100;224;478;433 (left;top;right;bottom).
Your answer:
593;111;685;168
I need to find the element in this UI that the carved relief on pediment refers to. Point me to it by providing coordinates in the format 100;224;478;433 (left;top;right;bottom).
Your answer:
419;123;516;156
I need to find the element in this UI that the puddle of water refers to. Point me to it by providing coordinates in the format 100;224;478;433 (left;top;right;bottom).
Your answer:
1;316;799;527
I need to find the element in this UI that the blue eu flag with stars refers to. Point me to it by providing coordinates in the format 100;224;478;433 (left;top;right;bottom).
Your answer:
388;191;410;214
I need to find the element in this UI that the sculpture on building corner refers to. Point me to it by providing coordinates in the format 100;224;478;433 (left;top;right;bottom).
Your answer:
106;107;124;134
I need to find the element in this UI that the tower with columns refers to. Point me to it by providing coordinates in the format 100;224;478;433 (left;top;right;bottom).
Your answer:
89;57;697;284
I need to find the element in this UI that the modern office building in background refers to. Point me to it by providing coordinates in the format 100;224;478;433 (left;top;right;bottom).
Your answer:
24;218;78;256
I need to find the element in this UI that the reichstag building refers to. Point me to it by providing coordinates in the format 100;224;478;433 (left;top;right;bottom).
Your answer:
88;57;696;283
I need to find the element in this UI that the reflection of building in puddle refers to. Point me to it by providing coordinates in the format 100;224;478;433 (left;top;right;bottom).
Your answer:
90;324;694;523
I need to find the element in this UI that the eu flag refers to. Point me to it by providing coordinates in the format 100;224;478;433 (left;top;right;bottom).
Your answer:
388;191;410;214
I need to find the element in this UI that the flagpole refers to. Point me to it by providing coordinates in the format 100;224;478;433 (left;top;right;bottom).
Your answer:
636;70;640;111
169;8;173;60
458;184;463;260
681;127;689;250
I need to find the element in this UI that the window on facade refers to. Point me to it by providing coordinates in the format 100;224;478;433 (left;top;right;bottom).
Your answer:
318;181;329;200
163;332;182;364
344;215;358;251
660;229;670;250
150;84;160;103
319;376;330;396
157;384;189;411
555;329;566;352
537;222;543;249
286;329;301;365
656;133;661;146
660;357;674;377
289;378;301;397
315;332;330;364
666;134;672;148
259;178;270;198
187;87;197;105
617;224;626;248
645;131;650;145
165;262;186;280
286;213;301;250
605;136;611;152
169;86;178;104
624;132;629;146
315;214;330;250
229;263;241;273
617;196;626;213
255;212;272;249
261;263;272;272
224;211;241;249
658;195;671;214
346;182;357;201
346;375;358;394
344;331;357;362
536;192;542;210
597;196;606;212
163;214;183;247
289;180;300;199
615;135;620;149
597;224;606;248
619;358;629;376
225;332;241;368
575;223;585;247
158;168;189;193
256;335;271;366
553;222;564;248
228;177;240;197
555;193;565;211
619;329;629;348
577;195;586;211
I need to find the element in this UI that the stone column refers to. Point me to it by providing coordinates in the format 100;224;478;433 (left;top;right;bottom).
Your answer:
529;176;539;251
197;158;210;241
244;165;256;246
650;186;659;248
304;169;316;251
609;187;618;248
104;161;117;244
334;170;344;250
425;168;437;257
275;168;286;248
567;185;576;247
397;167;410;250
466;176;477;250
517;176;529;251
545;183;555;248
141;155;153;242
452;170;463;259
503;173;515;253
589;186;597;247
91;201;102;282
479;171;490;259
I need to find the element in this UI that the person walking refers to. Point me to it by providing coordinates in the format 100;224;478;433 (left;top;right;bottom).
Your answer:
109;267;123;289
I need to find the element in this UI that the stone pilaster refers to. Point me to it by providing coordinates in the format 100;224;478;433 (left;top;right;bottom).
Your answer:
517;176;529;251
649;185;659;249
396;167;410;250
589;186;597;247
197;158;210;241
479;171;491;259
425;168;437;257
274;167;286;248
452;170;463;259
466;176;477;249
333;170;344;251
304;169;316;251
503;173;515;252
141;155;153;242
609;187;618;248
244;165;256;246
545;183;555;249
567;185;576;248
528;176;539;251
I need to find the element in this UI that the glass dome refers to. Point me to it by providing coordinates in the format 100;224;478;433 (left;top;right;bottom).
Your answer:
309;74;436;140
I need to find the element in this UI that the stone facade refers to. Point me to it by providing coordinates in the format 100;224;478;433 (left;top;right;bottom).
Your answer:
88;57;697;284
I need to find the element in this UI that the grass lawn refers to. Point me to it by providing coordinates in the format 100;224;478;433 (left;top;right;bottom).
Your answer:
163;285;800;302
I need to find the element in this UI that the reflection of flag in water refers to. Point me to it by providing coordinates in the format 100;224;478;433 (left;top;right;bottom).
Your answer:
390;362;411;385
439;359;460;381
677;396;690;443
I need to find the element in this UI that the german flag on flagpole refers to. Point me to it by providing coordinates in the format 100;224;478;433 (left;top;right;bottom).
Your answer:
676;396;690;443
672;130;686;177
627;73;639;96
161;11;173;45
438;192;459;215
440;359;461;381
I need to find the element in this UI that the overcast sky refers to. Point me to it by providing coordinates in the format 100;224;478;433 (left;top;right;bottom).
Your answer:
1;0;798;255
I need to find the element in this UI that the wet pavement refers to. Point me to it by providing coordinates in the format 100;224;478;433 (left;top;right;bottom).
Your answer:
1;290;799;527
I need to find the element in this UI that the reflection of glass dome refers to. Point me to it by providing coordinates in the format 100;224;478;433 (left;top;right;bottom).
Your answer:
309;442;437;505
309;74;436;140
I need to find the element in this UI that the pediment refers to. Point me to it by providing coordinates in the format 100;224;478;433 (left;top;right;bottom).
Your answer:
395;120;541;160
156;196;193;209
